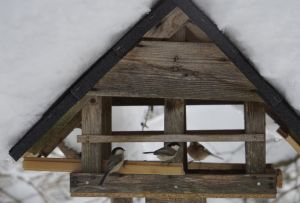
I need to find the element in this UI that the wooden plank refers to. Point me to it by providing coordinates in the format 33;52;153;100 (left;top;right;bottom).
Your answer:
23;158;282;188
23;157;81;172
29;97;88;155
147;199;206;203
185;22;212;43
245;102;266;174
111;97;243;106
100;97;112;160
23;158;184;175
112;199;133;203
144;7;189;39
81;97;103;173
58;141;80;159
164;99;186;164
93;41;261;102
70;172;277;199
78;133;264;143
277;127;300;154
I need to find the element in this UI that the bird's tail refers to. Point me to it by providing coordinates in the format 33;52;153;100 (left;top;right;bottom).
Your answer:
143;151;154;154
99;171;109;186
211;153;223;160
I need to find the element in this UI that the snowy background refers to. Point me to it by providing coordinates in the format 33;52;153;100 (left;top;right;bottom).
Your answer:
1;0;300;202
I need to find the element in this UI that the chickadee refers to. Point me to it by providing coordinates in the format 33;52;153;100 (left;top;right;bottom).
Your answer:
143;142;180;162
187;142;223;161
99;147;125;186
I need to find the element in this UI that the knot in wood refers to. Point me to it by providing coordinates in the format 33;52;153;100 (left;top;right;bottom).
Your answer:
173;55;179;62
89;98;97;104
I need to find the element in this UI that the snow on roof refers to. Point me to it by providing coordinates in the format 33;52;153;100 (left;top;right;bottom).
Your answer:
0;0;155;160
1;0;300;160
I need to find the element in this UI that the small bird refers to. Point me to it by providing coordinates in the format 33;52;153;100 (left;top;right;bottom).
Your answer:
99;147;125;186
143;142;180;162
187;142;223;161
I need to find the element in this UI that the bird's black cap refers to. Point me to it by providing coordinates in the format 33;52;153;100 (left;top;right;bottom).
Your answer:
111;147;125;154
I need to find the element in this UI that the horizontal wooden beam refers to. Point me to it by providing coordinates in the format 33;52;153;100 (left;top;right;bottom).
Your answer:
23;158;282;188
78;134;264;143
94;41;262;102
111;97;244;106
78;133;264;143
70;172;277;199
23;158;184;175
23;157;81;172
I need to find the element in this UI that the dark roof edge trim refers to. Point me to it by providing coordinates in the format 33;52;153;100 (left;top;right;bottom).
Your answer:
9;0;176;161
173;0;300;142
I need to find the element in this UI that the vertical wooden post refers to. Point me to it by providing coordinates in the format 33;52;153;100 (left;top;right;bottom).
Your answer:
101;97;112;161
81;96;132;203
81;96;112;171
81;96;103;173
245;102;266;173
164;99;186;165
112;199;133;203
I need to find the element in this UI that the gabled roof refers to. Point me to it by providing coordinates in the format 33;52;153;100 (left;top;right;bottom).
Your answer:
9;0;300;161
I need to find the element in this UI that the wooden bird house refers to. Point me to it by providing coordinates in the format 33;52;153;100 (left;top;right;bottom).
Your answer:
10;0;300;202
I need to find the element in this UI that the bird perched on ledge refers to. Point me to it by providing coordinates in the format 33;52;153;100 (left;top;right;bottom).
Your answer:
100;147;125;186
188;142;223;161
143;142;180;162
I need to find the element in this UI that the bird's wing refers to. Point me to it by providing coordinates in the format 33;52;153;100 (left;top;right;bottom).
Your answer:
106;154;123;172
153;147;177;156
204;148;223;160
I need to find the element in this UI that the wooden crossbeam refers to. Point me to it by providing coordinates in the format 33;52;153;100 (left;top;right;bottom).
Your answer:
23;158;282;188
23;158;184;175
78;133;264;143
277;127;300;154
185;22;212;43
70;172;277;199
23;157;81;172
144;7;189;39
110;97;244;106
93;41;262;102
29;97;88;155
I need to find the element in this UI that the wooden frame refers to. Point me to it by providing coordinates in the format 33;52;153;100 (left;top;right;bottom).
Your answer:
78;133;264;143
70;172;277;199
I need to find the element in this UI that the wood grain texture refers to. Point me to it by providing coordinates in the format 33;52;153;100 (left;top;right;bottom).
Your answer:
94;41;261;102
144;7;189;39
109;97;243;106
78;133;264;143
23;157;81;172
245;102;266;174
81;97;103;173
185;22;212;43
70;172;277;198
23;158;282;188
23;158;184;175
112;199;133;203
164;99;186;165
29;97;88;155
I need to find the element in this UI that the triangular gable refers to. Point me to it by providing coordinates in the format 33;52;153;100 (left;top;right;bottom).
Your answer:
9;0;300;161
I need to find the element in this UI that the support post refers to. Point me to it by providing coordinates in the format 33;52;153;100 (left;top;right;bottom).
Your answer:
81;96;103;173
245;102;266;173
